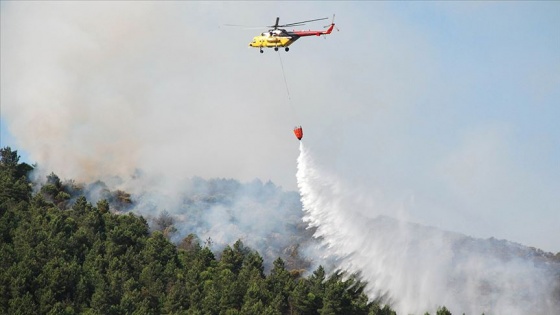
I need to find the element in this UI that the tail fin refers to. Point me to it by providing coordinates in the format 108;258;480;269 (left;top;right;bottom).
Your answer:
324;14;336;34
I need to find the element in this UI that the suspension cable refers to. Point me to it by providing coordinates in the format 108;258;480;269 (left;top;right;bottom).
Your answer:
277;51;299;124
277;50;292;103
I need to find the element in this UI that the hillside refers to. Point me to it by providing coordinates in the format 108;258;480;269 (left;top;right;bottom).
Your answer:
2;147;558;314
0;147;392;314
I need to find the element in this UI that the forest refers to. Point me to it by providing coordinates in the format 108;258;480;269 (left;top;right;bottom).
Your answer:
0;147;520;314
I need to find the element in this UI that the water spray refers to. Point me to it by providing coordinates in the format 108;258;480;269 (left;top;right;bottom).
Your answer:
296;142;559;315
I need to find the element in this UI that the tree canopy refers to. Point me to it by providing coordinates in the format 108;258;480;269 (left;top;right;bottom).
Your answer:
0;147;384;314
0;147;525;314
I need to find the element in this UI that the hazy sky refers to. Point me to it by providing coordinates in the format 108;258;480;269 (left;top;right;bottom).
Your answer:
1;2;559;252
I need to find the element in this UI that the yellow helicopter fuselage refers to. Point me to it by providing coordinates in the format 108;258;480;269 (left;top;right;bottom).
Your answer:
249;35;296;48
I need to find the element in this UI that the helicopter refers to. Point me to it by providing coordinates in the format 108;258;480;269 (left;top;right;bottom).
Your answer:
247;15;337;53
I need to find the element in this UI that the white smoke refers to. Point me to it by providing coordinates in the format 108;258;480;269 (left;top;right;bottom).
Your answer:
0;1;321;269
297;142;559;315
1;1;300;190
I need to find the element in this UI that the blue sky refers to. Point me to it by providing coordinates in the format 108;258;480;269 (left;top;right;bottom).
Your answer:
1;1;559;251
1;120;18;153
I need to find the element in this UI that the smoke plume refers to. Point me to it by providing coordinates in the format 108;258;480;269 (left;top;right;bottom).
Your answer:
1;1;299;190
128;175;314;270
297;142;559;315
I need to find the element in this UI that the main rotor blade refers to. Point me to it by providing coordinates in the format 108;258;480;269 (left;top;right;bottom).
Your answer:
280;17;328;27
228;16;330;31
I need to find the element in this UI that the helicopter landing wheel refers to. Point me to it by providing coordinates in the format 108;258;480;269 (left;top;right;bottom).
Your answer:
274;47;279;51
285;47;289;52
260;49;263;54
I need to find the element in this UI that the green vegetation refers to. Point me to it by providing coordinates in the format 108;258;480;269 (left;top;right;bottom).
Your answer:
3;147;547;314
0;147;392;314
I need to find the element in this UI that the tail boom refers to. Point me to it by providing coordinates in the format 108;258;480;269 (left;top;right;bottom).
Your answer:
292;23;335;37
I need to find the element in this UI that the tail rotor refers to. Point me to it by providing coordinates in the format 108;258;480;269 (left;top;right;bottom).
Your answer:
323;14;339;32
323;14;339;39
